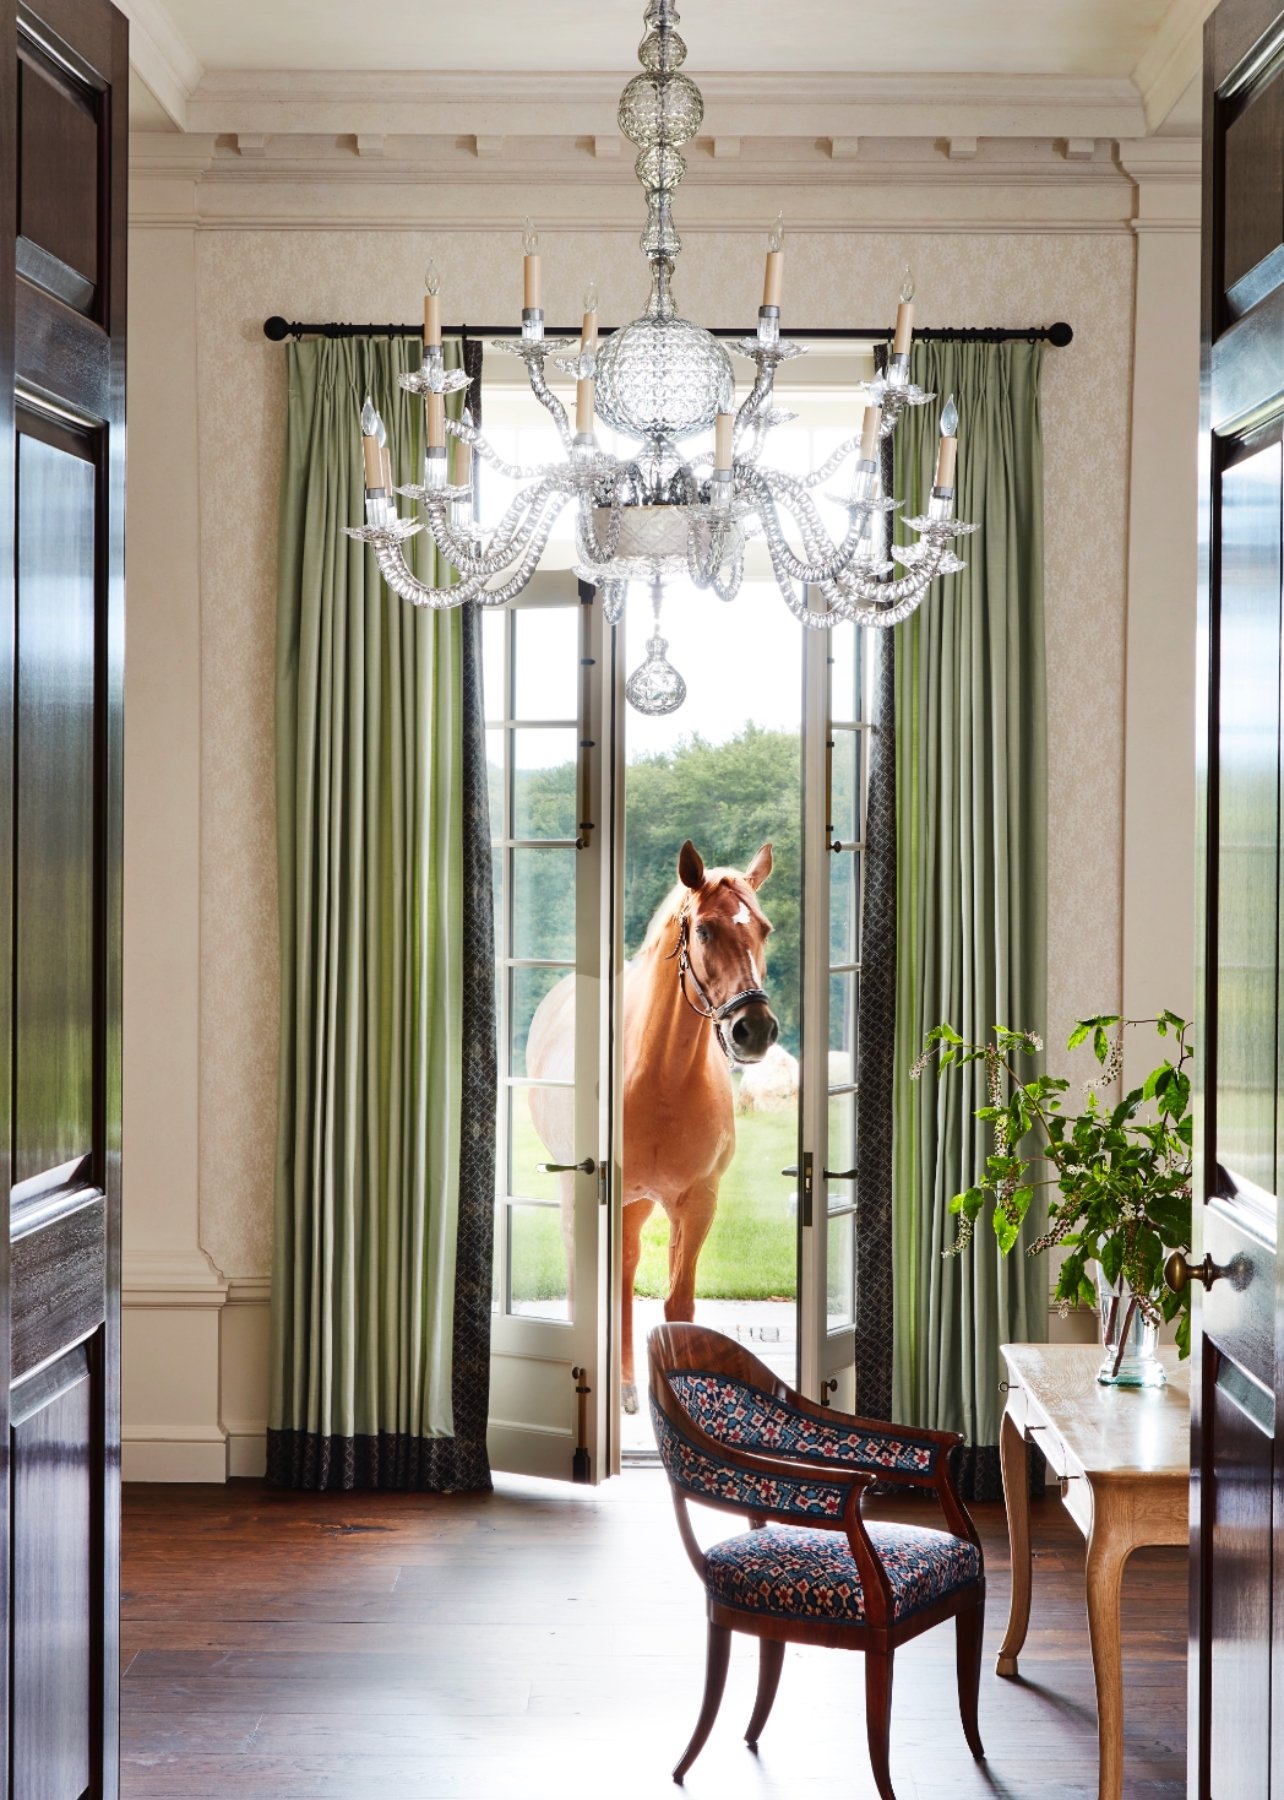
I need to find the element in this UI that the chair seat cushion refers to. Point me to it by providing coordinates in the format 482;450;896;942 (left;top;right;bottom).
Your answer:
704;1522;981;1626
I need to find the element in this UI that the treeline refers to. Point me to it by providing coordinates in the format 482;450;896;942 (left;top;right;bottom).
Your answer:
496;723;855;1059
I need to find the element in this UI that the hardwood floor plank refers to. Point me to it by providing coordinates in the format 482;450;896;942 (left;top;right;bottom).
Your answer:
121;1475;1186;1798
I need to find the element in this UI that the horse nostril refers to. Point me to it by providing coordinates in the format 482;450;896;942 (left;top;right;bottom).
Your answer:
768;1019;779;1044
732;1018;750;1044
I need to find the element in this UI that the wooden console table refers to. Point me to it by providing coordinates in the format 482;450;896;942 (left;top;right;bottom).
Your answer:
997;1342;1189;1800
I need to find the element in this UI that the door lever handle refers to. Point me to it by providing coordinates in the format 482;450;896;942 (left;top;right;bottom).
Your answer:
537;1158;596;1175
824;1168;857;1181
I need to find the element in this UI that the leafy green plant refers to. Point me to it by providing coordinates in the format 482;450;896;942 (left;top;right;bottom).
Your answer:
912;1013;1194;1356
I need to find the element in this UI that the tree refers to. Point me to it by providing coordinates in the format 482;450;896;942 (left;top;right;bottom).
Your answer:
494;724;811;1058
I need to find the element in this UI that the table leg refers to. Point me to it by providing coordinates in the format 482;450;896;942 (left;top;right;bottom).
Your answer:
996;1401;1030;1677
1084;1503;1132;1800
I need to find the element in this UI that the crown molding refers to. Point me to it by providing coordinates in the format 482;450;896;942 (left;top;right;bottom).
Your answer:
166;67;1149;142
1132;0;1216;131
119;0;202;130
129;130;1142;234
1116;135;1202;232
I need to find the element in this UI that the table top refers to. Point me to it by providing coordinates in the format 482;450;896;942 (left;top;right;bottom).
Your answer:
1001;1342;1190;1481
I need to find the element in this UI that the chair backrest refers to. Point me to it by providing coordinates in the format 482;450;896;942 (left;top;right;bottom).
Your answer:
647;1324;935;1527
649;1322;936;1479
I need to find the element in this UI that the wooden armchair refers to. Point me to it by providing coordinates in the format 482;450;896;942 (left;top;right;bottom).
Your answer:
648;1323;986;1799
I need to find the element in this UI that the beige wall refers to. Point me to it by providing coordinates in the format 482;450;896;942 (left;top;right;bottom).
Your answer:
123;139;1199;1477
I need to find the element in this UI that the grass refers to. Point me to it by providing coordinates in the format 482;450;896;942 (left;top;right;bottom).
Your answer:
507;1107;799;1303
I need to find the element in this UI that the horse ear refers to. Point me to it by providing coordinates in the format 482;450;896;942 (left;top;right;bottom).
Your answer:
745;843;773;890
678;840;705;890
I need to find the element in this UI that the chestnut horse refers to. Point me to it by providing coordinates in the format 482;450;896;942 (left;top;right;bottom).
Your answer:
527;840;778;1410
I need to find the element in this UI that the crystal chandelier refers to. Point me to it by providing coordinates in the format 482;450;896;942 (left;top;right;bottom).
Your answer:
345;0;976;715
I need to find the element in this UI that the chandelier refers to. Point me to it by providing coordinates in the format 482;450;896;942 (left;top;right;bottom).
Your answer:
345;0;976;715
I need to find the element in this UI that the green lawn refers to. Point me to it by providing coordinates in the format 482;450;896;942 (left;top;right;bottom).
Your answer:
507;1107;798;1303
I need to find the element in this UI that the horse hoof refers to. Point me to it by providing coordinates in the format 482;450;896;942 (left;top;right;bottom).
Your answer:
622;1382;639;1414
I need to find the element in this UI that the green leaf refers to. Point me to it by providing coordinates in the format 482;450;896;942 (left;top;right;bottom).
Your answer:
1066;1022;1092;1051
994;1210;1020;1255
1093;1025;1109;1064
1175;1311;1191;1358
1099;1233;1125;1285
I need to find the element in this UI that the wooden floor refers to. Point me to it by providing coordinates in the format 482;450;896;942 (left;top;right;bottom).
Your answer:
121;1474;1187;1799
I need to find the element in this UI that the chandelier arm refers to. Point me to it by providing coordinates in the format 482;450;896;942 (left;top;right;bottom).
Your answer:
419;481;569;577
373;542;485;610
576;493;624;567
746;471;871;584
466;502;570;606
524;359;574;449
800;435;865;488
830;533;947;605
455;426;572;483
434;474;559;550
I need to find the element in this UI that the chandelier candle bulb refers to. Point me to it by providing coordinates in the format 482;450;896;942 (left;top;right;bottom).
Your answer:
859;402;883;462
576;374;596;437
427;391;446;451
360;396;384;490
582;281;600;352
449;427;471;489
714;410;735;471
423;259;442;347
762;211;785;309
934;392;959;490
523;218;542;310
893;266;915;356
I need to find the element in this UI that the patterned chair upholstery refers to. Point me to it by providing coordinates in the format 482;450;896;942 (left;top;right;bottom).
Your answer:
649;1323;986;1800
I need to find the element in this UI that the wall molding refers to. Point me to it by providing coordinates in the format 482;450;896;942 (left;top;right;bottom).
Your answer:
167;67;1149;142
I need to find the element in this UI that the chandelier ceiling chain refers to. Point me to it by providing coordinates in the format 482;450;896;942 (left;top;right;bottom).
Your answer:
343;0;977;715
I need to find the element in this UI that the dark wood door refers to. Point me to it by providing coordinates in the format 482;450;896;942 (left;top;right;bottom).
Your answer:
1193;5;1284;1797
2;0;126;1793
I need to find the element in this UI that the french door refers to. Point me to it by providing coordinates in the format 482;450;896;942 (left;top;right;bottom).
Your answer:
485;580;615;1481
799;611;868;1407
1190;1;1284;1791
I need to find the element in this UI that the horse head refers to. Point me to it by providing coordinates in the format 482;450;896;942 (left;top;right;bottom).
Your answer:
674;839;780;1064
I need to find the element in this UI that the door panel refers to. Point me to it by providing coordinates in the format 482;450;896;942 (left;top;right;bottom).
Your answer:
12;1348;93;1800
1193;7;1284;1796
485;585;610;1481
799;613;866;1404
4;0;126;1792
15;424;97;1195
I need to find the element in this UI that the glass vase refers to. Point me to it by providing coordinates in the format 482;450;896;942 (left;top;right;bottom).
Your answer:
1094;1267;1165;1389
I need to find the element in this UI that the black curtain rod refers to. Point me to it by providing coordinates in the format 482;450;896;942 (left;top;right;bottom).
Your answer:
263;315;1073;348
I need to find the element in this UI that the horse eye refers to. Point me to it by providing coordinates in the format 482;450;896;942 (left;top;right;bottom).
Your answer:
695;925;711;944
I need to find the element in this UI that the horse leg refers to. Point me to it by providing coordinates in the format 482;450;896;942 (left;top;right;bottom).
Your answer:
621;1199;654;1414
664;1182;719;1325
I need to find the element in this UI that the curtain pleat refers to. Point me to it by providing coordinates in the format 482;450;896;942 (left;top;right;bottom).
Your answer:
269;335;495;1491
890;341;1048;1500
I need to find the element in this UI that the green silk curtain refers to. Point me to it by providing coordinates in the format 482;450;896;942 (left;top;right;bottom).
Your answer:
890;340;1047;1497
270;335;494;1491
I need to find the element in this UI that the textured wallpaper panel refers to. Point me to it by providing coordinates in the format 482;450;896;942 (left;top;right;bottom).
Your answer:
194;226;1131;1277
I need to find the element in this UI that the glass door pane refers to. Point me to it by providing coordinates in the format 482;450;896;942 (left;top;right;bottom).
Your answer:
487;586;610;1481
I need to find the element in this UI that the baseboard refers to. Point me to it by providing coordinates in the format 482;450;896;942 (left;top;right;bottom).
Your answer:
123;1432;228;1483
227;1428;267;1478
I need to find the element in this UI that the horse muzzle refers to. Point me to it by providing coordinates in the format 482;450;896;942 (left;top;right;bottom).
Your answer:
727;1000;779;1064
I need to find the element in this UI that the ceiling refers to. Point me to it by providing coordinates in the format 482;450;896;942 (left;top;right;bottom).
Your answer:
138;0;1180;77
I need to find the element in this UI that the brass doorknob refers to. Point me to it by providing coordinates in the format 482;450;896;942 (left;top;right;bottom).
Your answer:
1164;1250;1220;1294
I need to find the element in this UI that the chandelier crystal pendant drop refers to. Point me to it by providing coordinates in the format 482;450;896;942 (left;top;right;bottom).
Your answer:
344;0;977;715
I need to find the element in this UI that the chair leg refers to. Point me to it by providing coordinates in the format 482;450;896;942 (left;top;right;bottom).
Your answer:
673;1621;732;1784
745;1638;785;1750
955;1592;986;1760
864;1647;896;1800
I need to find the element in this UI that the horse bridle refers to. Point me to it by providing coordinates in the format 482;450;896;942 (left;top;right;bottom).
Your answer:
667;899;771;1064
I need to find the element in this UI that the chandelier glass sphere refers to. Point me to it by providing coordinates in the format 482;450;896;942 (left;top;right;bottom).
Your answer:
344;0;977;714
